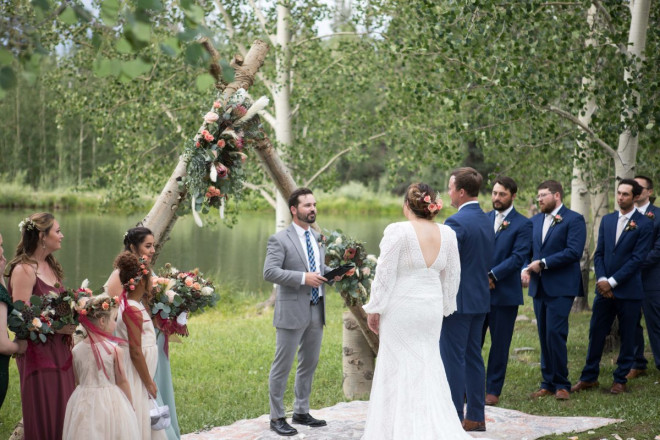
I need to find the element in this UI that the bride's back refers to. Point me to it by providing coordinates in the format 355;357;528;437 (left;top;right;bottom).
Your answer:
409;220;443;268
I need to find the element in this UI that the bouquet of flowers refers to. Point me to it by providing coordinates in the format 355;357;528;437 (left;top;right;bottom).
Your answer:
8;295;55;343
323;229;377;305
150;264;219;337
44;281;94;331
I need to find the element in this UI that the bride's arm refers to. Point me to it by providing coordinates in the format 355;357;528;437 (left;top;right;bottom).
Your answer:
440;229;461;317
363;223;402;315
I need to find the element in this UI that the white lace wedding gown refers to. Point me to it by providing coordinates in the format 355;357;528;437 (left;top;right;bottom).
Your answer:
362;222;491;440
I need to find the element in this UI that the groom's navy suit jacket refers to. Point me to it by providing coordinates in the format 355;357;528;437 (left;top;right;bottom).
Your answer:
594;210;652;299
487;207;532;306
528;205;586;298
445;203;494;313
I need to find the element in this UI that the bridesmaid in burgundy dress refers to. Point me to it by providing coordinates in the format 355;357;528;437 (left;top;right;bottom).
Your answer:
8;212;76;440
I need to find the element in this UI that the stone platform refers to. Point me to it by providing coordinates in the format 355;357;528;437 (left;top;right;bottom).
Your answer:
182;400;622;440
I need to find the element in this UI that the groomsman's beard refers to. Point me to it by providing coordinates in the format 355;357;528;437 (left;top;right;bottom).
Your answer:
539;199;557;214
297;212;316;224
492;200;512;212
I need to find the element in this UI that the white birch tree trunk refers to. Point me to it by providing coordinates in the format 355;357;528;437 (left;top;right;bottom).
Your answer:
571;5;598;312
614;0;651;180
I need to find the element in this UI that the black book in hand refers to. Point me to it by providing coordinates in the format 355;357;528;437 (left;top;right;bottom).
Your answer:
323;264;355;284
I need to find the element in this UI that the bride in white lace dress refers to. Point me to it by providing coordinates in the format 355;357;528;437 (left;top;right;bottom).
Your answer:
362;183;491;440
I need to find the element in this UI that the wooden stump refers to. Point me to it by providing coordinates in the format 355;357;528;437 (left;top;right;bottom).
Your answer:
342;310;375;399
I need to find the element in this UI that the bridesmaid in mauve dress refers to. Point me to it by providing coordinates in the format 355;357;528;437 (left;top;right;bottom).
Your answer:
8;213;76;439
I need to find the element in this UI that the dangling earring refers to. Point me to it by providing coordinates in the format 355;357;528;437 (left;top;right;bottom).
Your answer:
42;240;46;249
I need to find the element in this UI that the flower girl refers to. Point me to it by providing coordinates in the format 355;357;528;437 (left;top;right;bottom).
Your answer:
62;293;139;439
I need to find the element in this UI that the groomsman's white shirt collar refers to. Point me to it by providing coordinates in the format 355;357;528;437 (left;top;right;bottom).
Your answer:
549;204;563;218
458;200;480;211
497;205;514;218
618;209;634;221
636;201;651;214
292;222;323;294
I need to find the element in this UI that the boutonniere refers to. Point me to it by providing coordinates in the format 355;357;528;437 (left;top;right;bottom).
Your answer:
646;211;656;220
499;220;510;231
551;214;563;225
318;234;327;246
625;220;637;231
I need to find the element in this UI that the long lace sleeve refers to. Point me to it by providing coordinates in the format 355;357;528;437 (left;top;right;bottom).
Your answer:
440;227;461;317
363;223;403;315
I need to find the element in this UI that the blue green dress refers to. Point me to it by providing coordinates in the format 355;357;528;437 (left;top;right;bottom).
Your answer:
0;284;12;408
155;330;181;439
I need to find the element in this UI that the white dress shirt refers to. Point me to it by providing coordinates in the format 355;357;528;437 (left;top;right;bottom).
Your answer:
598;210;635;288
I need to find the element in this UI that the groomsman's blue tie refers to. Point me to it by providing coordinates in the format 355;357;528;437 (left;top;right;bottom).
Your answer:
305;230;320;305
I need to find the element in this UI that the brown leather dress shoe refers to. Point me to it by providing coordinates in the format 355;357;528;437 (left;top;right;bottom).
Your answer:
485;393;499;406
570;380;599;393
625;368;647;379
610;382;627;394
530;388;553;398
555;389;570;400
462;419;486;432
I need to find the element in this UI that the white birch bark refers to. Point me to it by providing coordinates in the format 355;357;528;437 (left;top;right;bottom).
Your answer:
614;0;651;180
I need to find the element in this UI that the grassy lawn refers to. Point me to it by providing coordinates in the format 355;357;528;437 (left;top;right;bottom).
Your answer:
1;287;659;439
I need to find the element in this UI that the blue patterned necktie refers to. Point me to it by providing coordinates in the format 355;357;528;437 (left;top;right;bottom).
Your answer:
305;230;320;305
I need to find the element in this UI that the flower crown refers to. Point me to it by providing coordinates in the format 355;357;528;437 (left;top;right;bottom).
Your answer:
78;295;120;317
421;193;443;213
123;255;151;291
18;217;36;233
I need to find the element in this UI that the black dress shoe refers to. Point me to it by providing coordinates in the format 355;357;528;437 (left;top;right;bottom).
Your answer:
292;412;327;427
270;418;298;436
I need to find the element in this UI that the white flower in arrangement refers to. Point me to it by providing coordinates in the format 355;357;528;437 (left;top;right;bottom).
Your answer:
77;297;90;309
358;283;367;296
170;267;178;275
229;88;248;106
335;237;343;245
80;279;89;290
31;317;43;329
236;96;270;125
361;267;371;276
165;290;177;304
367;254;377;263
201;286;214;297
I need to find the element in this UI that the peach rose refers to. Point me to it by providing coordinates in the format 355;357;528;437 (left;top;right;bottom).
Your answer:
192;282;201;290
185;277;194;287
102;302;110;310
32;317;43;328
204;112;219;124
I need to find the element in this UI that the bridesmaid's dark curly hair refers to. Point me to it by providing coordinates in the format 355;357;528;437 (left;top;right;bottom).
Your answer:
114;251;152;301
404;183;441;220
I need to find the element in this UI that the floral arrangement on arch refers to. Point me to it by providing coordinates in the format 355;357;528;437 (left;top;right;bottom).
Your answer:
323;230;377;305
182;88;269;227
150;264;219;337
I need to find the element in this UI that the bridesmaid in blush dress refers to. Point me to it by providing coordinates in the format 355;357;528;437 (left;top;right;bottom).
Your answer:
7;213;76;439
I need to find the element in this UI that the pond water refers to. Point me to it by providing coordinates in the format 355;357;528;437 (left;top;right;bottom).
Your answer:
0;209;413;293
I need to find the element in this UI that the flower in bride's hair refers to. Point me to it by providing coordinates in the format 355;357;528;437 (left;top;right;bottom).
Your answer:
423;194;431;203
204;112;219;124
428;204;438;213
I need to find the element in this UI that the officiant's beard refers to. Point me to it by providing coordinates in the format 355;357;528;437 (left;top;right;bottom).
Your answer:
297;212;316;224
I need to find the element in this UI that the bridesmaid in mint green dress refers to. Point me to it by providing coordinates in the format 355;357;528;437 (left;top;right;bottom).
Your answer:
105;227;181;439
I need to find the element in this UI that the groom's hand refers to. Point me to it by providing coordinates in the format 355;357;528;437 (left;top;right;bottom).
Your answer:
521;269;530;288
305;272;327;287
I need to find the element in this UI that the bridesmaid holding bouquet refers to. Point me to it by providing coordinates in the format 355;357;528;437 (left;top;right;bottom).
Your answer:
7;213;76;439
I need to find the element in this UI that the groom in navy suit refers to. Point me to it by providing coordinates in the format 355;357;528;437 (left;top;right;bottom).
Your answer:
572;179;653;394
522;180;586;401
482;176;532;406
441;167;494;432
629;175;660;378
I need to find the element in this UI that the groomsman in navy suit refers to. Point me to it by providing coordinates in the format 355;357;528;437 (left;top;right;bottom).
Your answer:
572;179;653;394
628;175;660;378
522;180;586;401
482;176;532;406
442;167;494;432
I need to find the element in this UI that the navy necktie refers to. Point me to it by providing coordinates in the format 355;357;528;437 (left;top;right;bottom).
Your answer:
305;230;320;305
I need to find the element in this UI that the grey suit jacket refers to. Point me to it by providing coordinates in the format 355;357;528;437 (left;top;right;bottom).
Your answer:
263;224;331;329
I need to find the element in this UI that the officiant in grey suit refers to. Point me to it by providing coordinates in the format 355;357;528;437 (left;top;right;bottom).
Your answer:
264;187;334;437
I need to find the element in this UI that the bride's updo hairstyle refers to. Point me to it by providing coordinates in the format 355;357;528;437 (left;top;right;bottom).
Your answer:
404;183;443;220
